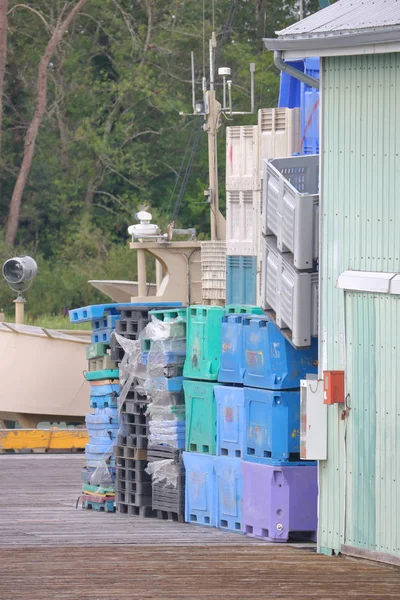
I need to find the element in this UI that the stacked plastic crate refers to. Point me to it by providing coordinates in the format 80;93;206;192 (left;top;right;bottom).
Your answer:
218;312;319;542
146;308;187;522
261;154;319;348
225;109;301;307
111;303;185;518
225;125;260;307
69;303;122;512
182;305;224;527
112;305;155;517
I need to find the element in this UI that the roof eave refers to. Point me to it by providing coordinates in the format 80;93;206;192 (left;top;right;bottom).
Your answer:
264;27;400;56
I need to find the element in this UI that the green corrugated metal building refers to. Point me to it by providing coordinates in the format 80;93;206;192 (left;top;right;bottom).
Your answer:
266;0;400;566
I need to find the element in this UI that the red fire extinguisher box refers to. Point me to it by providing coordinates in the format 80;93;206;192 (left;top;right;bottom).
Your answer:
323;371;345;405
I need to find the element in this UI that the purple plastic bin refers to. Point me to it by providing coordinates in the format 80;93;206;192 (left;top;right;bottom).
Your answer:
242;461;317;542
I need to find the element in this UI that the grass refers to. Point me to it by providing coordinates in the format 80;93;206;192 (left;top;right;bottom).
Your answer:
4;314;91;330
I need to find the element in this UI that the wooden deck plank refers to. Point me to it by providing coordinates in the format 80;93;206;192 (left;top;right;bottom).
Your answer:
0;456;399;599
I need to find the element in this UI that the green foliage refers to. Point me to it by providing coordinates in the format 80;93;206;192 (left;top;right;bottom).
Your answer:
0;0;321;314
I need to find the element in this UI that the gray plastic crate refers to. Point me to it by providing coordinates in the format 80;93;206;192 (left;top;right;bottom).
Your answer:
262;155;319;270
261;235;318;348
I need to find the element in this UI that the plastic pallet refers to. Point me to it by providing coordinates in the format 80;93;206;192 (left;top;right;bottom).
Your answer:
146;376;184;394
86;342;110;360
117;503;155;518
91;327;117;344
83;499;115;513
150;308;187;322
120;400;147;416
92;314;120;331
88;355;117;373
147;445;183;462
116;462;150;482
82;484;115;496
110;336;125;362
116;317;149;337
155;509;184;523
70;302;182;324
141;350;186;367
224;305;263;316
70;304;123;324
116;480;152;495
90;382;120;395
116;491;152;507
163;365;184;378
85;369;120;382
114;446;148;461
90;395;118;410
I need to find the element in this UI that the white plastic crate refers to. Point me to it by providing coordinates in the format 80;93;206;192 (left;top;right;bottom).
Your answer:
258;108;301;180
261;236;318;348
226;126;259;191
201;241;226;302
226;190;261;256
262;155;319;270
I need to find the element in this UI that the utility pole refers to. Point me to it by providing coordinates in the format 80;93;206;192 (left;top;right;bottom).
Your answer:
299;0;304;20
182;33;255;242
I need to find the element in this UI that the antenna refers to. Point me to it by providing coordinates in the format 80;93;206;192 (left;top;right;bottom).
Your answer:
180;33;256;240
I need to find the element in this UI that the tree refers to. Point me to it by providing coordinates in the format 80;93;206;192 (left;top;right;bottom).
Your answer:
5;0;88;246
0;0;7;155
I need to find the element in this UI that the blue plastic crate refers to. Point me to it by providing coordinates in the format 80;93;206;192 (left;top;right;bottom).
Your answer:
91;314;120;331
214;456;243;533
86;408;119;425
88;433;118;445
90;383;120;397
86;441;115;455
91;327;116;344
69;302;182;324
183;452;216;527
219;314;246;384
301;58;320;156
145;376;184;393
215;385;245;459
90;395;118;410
244;388;301;464
243;316;318;390
278;60;304;108
141;351;186;367
226;256;257;306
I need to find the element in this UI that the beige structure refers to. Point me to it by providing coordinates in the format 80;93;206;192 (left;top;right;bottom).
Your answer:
0;323;89;427
130;241;202;306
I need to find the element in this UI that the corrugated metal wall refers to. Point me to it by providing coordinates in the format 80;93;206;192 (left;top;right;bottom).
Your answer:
320;53;400;558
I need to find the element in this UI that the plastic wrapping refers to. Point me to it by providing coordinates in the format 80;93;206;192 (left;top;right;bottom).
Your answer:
89;458;114;487
84;314;188;491
145;459;182;487
147;403;185;421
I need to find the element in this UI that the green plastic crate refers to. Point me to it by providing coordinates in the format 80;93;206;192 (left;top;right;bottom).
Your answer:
150;308;187;322
85;369;119;382
184;379;217;455
86;342;109;360
224;305;263;315
183;305;224;381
